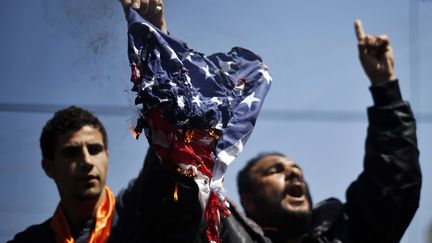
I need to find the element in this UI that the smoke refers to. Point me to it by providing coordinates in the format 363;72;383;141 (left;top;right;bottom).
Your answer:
40;0;126;84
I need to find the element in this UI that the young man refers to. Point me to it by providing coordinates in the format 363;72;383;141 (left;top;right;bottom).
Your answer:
237;21;422;243
9;106;113;242
8;106;206;242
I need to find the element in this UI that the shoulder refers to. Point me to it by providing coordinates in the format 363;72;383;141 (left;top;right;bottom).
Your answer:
311;198;356;242
8;218;54;243
224;200;272;243
311;198;344;235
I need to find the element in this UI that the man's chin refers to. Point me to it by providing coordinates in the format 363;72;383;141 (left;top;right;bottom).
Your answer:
283;205;311;216
273;207;312;236
282;195;311;212
76;188;103;200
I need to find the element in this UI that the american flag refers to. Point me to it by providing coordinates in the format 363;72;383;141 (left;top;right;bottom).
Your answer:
126;7;271;242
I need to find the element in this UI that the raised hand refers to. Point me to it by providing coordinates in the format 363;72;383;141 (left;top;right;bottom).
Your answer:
120;0;167;34
354;19;396;85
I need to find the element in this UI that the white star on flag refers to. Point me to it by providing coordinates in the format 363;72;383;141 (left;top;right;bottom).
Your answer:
210;97;223;106
192;95;202;107
184;51;194;62
185;74;192;85
142;80;155;90
215;121;223;130
199;65;213;79
177;95;185;109
241;92;260;109
169;80;177;87
220;61;233;75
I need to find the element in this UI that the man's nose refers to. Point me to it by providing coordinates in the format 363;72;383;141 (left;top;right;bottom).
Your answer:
79;146;94;169
285;166;302;181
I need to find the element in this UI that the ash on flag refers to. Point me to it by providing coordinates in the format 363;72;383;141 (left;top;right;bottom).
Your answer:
125;7;272;243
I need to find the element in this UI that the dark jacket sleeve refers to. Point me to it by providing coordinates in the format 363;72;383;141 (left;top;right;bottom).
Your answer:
109;173;143;242
111;147;205;243
8;219;55;243
220;200;273;243
344;80;421;243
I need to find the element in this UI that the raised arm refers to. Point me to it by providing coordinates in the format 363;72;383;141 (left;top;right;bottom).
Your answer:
343;20;421;243
120;0;167;34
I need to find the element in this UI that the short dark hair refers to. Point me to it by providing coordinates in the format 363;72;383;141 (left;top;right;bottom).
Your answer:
237;151;286;195
40;106;108;160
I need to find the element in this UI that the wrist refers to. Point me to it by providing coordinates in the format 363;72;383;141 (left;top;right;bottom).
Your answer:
369;73;396;86
369;80;402;106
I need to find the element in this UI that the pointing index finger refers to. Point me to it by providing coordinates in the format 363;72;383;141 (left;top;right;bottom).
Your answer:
355;19;366;42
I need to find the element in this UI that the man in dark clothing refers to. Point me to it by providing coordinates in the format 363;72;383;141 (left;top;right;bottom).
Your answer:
9;106;115;242
237;20;421;243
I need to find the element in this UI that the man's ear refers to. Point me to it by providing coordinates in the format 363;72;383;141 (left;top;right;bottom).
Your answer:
42;158;54;179
240;193;256;215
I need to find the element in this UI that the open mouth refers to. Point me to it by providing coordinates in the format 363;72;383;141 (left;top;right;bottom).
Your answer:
283;181;310;209
286;182;305;198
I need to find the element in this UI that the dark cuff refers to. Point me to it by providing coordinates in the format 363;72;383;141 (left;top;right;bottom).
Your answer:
369;80;403;106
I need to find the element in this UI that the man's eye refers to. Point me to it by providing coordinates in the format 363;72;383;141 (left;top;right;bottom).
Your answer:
265;164;284;175
62;147;80;158
87;144;104;155
266;168;277;174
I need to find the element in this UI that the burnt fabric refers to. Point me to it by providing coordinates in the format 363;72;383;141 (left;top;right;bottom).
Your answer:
125;7;271;242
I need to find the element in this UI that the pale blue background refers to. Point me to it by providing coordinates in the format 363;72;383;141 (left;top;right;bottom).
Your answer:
1;0;431;242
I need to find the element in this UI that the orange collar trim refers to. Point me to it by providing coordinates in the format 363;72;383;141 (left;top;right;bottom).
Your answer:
50;187;115;243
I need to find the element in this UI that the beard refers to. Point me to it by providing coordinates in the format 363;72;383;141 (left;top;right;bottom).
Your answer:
253;183;313;237
271;207;312;237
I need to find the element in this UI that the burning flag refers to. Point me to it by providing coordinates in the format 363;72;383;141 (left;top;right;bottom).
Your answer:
125;7;272;243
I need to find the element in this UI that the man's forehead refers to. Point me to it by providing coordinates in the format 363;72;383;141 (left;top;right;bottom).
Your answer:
57;125;104;146
251;155;297;171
